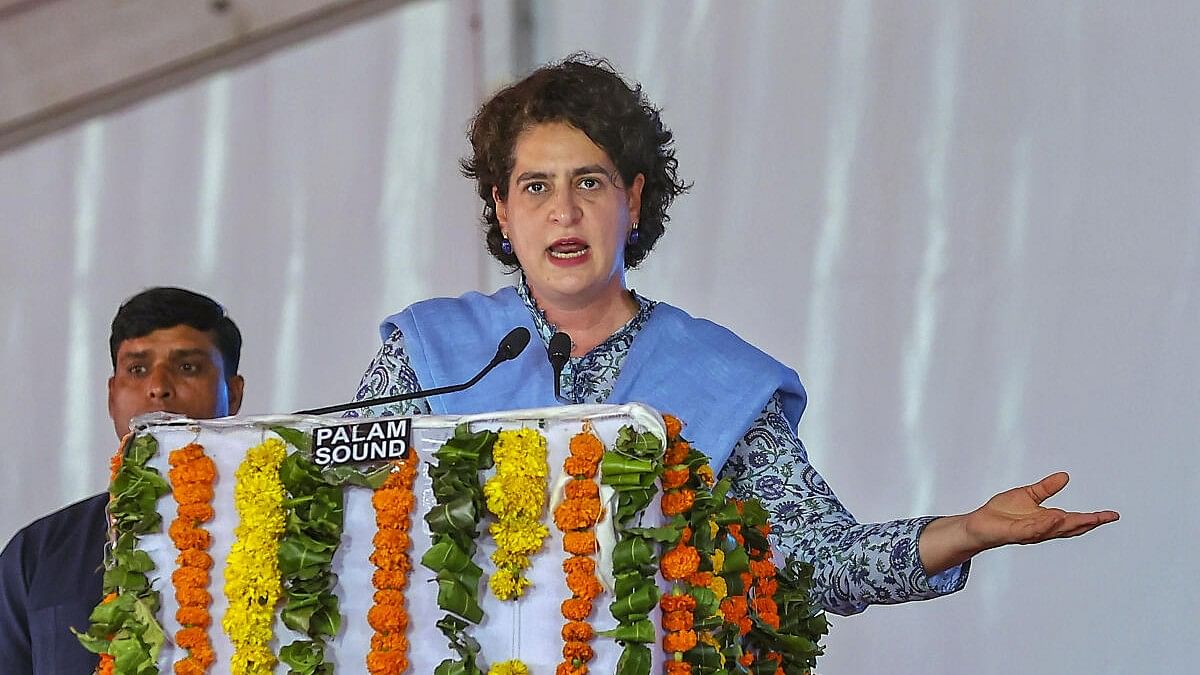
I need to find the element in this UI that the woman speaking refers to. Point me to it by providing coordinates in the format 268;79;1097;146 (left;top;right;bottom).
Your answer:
351;54;1117;615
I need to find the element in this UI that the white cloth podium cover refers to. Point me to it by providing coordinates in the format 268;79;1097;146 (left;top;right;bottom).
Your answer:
131;404;671;673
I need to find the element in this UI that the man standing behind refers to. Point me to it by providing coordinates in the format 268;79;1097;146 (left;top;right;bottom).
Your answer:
0;287;245;674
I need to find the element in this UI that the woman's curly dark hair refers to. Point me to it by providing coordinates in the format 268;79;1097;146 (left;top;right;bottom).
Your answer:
461;53;690;269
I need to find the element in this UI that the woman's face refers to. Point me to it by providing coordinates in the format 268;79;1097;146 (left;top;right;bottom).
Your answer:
495;122;644;311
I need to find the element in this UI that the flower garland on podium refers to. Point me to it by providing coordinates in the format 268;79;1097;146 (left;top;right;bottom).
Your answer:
366;454;418;673
553;425;606;674
420;424;497;675
76;435;169;674
77;410;828;674
222;437;287;674
167;443;217;674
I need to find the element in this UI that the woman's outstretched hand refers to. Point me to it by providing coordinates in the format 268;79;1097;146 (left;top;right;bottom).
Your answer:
919;472;1120;576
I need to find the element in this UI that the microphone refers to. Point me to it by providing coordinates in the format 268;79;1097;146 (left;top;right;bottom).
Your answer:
548;331;572;401
295;326;532;415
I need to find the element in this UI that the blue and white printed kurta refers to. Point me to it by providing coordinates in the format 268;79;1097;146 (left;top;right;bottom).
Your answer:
350;278;968;615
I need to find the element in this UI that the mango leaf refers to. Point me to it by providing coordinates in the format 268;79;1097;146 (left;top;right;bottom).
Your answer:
740;500;770;528
279;536;336;576
693;612;725;632
310;594;341;637
113;549;155;574
435;660;480;675
280;639;325;673
626;518;686;545
614;426;663;459
280;452;322;493
689;586;719;620
600;455;656;478
721;546;750;575
614;571;648;598
613;536;657;571
103;568;148;593
436;578;484;624
743;527;770;554
110;633;155;674
421;541;483;580
281;592;321;634
271;425;312;454
324;463;393;489
72;627;111;654
614;642;652;675
683;642;723;670
597;618;656;643
610;583;659;621
124;435;158;465
713;500;743;527
691;518;715;554
425;495;479;534
434;615;484;675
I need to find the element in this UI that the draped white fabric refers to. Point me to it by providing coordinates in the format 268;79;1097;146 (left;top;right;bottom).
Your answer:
1;1;1195;672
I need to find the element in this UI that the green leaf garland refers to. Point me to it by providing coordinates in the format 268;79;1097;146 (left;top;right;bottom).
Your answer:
74;434;170;674
421;424;496;675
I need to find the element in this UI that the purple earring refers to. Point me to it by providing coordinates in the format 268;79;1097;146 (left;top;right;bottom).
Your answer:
627;227;639;246
501;237;513;255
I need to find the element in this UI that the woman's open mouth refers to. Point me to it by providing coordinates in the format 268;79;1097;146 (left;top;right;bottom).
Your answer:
548;239;589;260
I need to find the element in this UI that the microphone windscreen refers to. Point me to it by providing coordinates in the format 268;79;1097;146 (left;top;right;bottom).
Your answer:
498;326;532;361
548;331;572;366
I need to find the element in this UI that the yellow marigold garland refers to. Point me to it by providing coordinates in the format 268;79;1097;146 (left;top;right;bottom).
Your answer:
484;428;549;600
168;443;217;675
552;427;605;674
366;453;419;674
222;437;286;675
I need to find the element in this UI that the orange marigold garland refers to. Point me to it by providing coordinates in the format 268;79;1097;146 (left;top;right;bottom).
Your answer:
740;511;785;673
367;453;419;674
168;443;217;674
658;415;699;674
552;426;605;674
659;539;698;672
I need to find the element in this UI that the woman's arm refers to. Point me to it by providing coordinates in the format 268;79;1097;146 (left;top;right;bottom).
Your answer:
348;327;433;417
917;472;1119;575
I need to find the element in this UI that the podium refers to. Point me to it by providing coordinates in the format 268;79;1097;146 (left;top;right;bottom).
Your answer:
82;403;825;674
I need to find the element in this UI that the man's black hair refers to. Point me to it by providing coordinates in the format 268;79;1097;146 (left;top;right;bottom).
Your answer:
109;287;242;378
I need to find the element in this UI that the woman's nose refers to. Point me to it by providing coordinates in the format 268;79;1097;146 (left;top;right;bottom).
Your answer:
550;188;581;224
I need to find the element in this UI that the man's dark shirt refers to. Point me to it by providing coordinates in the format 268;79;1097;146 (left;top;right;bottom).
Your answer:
0;493;106;674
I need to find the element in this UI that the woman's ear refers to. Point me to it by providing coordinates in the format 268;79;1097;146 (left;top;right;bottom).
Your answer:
626;173;645;223
493;185;509;226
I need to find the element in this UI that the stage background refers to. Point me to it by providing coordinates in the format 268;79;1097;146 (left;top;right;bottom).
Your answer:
1;1;1195;672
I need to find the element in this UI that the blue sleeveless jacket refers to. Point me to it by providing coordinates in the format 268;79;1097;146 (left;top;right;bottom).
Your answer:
380;287;806;469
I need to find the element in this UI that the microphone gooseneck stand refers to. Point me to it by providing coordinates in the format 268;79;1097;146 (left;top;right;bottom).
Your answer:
293;326;532;415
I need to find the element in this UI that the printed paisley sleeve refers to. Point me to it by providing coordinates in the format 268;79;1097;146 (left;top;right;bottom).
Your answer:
718;392;969;616
348;327;433;418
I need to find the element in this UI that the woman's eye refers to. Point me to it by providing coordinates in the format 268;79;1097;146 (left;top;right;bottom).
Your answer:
579;177;600;190
525;182;547;194
128;365;146;376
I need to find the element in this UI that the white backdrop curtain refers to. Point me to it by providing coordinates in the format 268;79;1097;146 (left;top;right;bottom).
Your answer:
1;1;1195;673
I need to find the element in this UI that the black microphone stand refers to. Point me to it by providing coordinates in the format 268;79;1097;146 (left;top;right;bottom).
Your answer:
293;327;531;415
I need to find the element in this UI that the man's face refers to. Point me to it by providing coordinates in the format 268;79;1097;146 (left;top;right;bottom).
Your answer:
107;325;244;437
